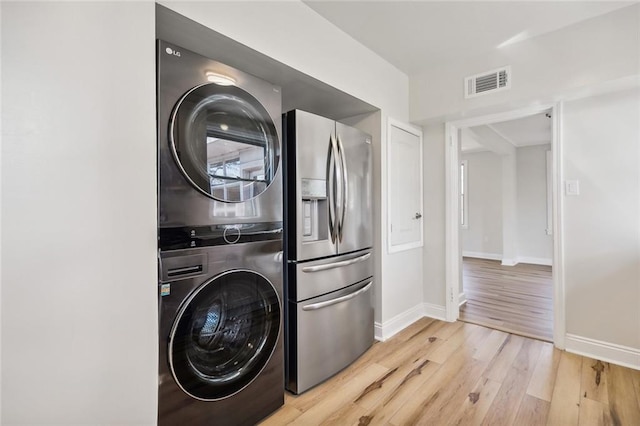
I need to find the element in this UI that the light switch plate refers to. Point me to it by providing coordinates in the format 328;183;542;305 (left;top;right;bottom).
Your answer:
565;179;580;196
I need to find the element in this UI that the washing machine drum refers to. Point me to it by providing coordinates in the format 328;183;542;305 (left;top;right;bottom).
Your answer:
170;83;280;203
169;270;280;401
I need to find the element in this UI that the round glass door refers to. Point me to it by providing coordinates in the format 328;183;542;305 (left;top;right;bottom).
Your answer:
170;83;280;203
169;270;281;401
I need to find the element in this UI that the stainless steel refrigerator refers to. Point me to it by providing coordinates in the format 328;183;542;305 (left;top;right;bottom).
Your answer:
283;109;374;394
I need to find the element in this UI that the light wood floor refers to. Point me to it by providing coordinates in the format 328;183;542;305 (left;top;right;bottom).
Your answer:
260;318;640;426
459;257;553;342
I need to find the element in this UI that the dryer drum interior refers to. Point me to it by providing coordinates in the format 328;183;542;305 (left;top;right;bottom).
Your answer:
170;83;280;203
169;270;281;401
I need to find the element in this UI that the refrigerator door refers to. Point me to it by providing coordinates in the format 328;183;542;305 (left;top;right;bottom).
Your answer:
290;249;372;302
287;278;374;394
287;110;339;261
336;122;373;254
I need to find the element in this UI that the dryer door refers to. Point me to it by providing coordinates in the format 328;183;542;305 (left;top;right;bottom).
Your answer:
169;270;281;401
170;83;280;203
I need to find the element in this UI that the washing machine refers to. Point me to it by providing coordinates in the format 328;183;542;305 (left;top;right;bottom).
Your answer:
158;235;284;425
157;39;282;235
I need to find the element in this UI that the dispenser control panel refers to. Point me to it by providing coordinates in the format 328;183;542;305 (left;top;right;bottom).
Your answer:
301;178;326;199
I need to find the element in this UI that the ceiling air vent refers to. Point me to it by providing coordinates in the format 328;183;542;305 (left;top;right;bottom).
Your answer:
464;66;511;99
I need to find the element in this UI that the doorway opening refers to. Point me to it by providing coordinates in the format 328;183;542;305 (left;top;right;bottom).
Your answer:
444;105;564;347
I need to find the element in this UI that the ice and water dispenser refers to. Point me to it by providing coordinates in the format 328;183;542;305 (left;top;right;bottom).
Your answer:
300;178;328;242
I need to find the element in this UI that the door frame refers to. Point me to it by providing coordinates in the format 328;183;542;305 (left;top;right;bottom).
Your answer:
444;103;565;348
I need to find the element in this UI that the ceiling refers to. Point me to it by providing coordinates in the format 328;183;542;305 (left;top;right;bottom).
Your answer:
303;1;632;145
304;1;633;75
462;111;552;152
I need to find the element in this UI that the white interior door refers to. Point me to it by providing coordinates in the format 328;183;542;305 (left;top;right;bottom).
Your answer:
388;119;423;252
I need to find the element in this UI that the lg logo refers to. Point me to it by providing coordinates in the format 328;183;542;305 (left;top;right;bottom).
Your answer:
165;47;181;57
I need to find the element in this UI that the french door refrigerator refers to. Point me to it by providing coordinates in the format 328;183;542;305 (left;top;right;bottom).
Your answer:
283;109;374;394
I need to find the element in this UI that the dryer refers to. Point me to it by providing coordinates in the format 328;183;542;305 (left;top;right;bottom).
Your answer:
157;40;282;232
158;236;284;425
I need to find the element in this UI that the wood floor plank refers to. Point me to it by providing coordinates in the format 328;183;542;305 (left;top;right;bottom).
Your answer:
578;397;612;426
632;369;640;412
392;355;488;425
581;357;609;405
319;402;367;426
288;363;389;425
386;348;483;425
356;357;442;425
351;367;402;411
460;257;553;341
259;404;302;426
350;318;438;372
286;357;387;413
481;366;531;426
408;341;495;425
449;377;503;426
513;394;550;425
527;342;561;402
374;319;461;371
427;322;488;364
483;333;526;382
430;317;465;340
607;362;640;425
546;351;582;426
513;338;545;375
473;329;509;362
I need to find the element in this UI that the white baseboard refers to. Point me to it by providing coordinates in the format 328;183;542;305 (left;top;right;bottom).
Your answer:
462;251;501;261
374;303;424;342
374;302;448;342
423;303;447;321
517;256;553;266
565;334;640;370
458;292;467;306
501;258;518;266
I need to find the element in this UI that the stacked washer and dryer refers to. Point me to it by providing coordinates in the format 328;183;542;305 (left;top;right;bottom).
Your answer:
156;40;284;425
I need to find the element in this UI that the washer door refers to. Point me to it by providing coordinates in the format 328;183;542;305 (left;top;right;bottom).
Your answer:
169;270;281;401
169;83;279;203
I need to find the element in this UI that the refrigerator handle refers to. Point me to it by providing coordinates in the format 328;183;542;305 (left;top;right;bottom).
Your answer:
336;134;348;242
302;281;373;311
301;252;371;273
327;135;339;244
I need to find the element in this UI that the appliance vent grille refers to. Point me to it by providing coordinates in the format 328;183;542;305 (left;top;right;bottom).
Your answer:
464;66;511;98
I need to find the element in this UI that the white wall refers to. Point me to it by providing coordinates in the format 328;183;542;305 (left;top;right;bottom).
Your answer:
461;151;503;257
411;3;640;123
462;145;553;264
422;124;447;308
1;2;157;424
517;144;553;263
563;88;640;350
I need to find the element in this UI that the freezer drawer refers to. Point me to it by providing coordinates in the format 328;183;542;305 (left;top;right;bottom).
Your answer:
290;249;372;302
286;279;374;394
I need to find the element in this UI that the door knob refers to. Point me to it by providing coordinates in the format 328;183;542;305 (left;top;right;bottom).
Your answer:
414;212;422;219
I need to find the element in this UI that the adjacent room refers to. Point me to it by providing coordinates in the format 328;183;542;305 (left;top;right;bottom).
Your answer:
458;112;554;342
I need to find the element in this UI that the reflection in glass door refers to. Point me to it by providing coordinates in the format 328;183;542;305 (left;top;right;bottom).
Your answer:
171;84;279;203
